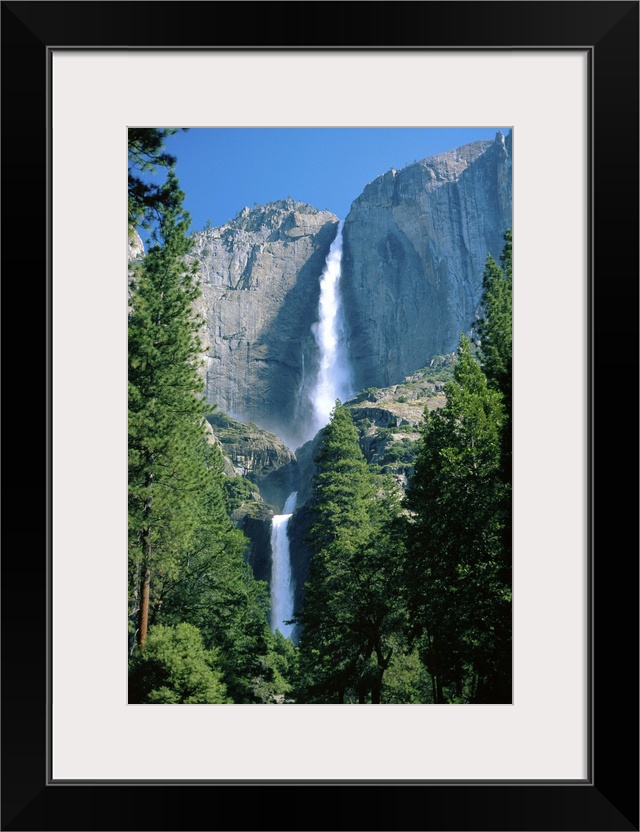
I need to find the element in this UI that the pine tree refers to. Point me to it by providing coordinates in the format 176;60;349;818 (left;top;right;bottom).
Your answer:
295;402;404;703
140;437;271;701
128;622;231;704
128;169;208;651
128;127;187;236
403;335;510;702
476;228;512;422
476;229;512;698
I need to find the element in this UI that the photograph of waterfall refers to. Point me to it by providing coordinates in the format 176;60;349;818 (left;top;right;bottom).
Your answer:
128;126;512;704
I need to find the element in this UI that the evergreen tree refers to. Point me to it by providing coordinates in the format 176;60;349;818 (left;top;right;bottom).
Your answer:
128;169;208;651
476;229;513;696
295;402;404;703
144;439;273;702
128;127;187;236
128;622;230;704
403;335;510;702
475;228;512;421
128;138;275;703
253;630;300;704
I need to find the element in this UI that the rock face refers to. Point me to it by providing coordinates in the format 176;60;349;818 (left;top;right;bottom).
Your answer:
128;230;145;263
340;131;512;391
188;200;339;450
206;411;297;511
189;134;511;454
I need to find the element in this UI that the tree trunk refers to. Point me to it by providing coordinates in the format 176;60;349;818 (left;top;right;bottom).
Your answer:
138;566;151;650
137;470;153;651
372;639;391;704
371;670;382;704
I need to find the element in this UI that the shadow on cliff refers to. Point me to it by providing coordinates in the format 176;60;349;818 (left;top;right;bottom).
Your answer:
252;219;340;452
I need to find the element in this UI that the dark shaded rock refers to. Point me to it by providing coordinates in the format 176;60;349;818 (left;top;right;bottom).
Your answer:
207;411;298;510
287;502;314;642
239;512;274;586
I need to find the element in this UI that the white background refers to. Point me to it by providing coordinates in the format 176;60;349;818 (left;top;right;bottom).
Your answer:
52;51;588;781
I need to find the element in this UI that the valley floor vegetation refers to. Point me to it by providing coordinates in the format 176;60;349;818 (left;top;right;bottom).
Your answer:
128;129;512;704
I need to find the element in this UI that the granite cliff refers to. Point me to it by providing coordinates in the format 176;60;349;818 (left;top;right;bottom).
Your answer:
341;131;512;391
188;200;339;449
189;133;511;451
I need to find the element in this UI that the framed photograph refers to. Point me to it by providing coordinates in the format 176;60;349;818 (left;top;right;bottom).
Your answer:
3;1;638;830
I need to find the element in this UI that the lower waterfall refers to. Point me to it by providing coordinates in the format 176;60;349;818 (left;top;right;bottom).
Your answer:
269;491;297;637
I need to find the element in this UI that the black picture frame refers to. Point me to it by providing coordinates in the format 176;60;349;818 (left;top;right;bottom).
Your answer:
2;2;638;830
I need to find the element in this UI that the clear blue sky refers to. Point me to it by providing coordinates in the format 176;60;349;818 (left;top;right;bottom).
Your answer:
143;127;510;240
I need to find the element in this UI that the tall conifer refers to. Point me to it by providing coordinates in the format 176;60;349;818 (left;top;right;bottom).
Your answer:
128;170;207;650
295;402;403;703
403;335;510;702
127;141;273;702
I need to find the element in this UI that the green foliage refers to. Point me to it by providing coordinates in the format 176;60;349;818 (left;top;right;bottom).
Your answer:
475;229;512;409
476;229;513;508
377;437;416;466
399;231;513;703
128;623;230;704
252;630;300;703
150;442;272;703
381;638;434;704
426;352;457;374
294;402;406;703
128;168;209;648
128;128;188;236
403;334;511;702
224;476;262;515
128;145;275;703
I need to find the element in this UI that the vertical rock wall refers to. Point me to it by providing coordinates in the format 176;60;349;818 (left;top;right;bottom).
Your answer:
340;131;512;391
190;133;512;448
189;200;339;450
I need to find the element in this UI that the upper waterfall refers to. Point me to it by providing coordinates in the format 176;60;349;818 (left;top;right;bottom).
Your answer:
195;137;512;434
307;221;354;439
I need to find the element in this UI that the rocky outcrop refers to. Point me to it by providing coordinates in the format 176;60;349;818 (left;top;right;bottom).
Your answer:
203;418;236;476
189;200;339;450
341;130;512;391
128;230;145;263
127;230;145;308
238;509;276;586
206;411;298;511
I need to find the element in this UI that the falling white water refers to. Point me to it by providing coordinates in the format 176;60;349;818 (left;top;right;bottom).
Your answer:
308;222;354;437
269;224;353;637
270;491;298;637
